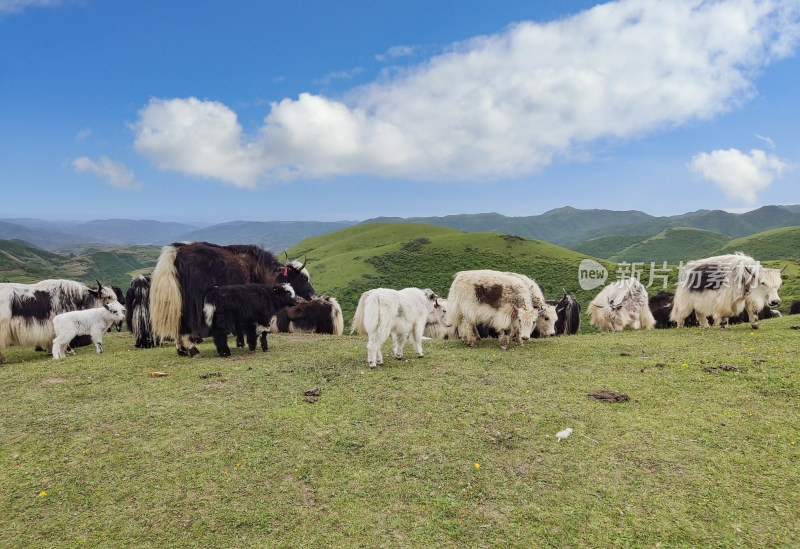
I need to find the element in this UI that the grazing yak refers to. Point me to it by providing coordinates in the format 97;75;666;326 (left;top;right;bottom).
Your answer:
126;275;155;348
0;279;122;363
52;301;126;359
648;291;699;329
533;291;580;338
423;298;457;339
271;295;344;335
149;242;315;357
351;287;445;368
203;283;298;357
670;253;783;329
447;270;544;350
587;278;655;332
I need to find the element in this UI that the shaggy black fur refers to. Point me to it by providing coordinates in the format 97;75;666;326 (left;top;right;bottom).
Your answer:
648;291;700;328
789;300;800;315
126;275;154;348
171;242;315;349
274;296;337;334
204;283;297;357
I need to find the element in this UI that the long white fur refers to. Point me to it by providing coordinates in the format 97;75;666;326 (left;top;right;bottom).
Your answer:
670;253;781;328
587;278;655;332
352;287;440;367
149;244;182;343
447;270;540;349
0;279;120;362
52;302;125;359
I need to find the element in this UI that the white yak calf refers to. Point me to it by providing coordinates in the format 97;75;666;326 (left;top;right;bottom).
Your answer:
52;302;125;359
351;288;444;367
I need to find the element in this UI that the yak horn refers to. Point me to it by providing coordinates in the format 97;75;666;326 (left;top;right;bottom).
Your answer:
780;264;788;273
299;255;307;271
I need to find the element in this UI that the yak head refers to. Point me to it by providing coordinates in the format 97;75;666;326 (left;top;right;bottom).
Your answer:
514;307;538;341
277;255;316;299
535;303;558;337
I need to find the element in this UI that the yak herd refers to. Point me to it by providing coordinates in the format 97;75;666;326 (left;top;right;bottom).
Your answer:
0;241;793;367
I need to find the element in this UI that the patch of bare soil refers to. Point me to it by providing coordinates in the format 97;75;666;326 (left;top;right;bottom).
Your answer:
704;364;747;375
199;372;223;379
588;390;629;403
41;377;67;386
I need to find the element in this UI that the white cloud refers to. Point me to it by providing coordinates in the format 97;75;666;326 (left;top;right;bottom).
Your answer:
755;133;775;149
0;0;60;14
687;148;787;203
315;67;365;86
72;156;143;190
75;127;91;141
375;45;418;62
132;0;800;187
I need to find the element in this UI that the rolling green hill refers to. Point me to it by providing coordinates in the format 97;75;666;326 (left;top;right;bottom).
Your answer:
609;228;732;263
288;222;618;322
715;226;800;260
572;234;651;259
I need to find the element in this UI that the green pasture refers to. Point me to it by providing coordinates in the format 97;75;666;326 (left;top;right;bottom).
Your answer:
2;317;798;548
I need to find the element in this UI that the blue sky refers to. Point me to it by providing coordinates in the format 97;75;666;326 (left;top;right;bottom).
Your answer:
1;0;798;223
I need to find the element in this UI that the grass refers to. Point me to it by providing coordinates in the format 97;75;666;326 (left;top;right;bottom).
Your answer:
717;227;800;261
2;317;799;548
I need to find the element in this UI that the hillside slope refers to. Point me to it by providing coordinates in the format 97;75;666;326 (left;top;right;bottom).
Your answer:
715;226;800;260
609;228;732;263
0;239;160;288
288;222;616;322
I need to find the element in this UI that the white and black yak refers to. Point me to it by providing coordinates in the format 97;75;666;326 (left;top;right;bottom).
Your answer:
271;295;344;335
203;283;298;357
447;270;543;350
0;279;122;363
149;242;315;358
533;291;581;337
670;253;783;329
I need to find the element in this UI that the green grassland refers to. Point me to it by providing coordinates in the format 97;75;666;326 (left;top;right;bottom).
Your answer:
717;227;800;261
1;316;799;548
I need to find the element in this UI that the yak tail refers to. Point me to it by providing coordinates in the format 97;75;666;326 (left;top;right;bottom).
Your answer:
150;245;182;342
350;290;372;335
329;297;344;336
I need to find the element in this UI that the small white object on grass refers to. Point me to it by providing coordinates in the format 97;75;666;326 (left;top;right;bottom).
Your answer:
555;427;573;441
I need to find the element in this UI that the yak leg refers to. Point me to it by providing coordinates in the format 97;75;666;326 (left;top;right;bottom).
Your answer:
499;330;510;350
393;332;407;360
410;322;425;358
459;319;477;347
747;308;760;330
211;329;231;357
177;333;201;358
367;329;387;368
245;324;258;351
697;313;711;328
91;329;104;354
235;332;245;348
259;330;269;352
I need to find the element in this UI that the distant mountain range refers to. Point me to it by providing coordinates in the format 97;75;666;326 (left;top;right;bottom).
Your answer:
363;204;800;248
0;218;358;253
1;204;798;253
